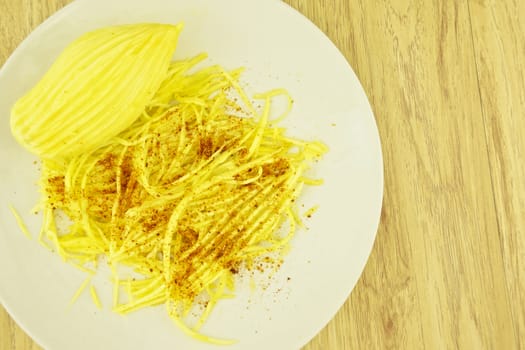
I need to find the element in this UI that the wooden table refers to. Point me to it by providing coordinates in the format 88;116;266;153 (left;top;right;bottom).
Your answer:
1;0;524;349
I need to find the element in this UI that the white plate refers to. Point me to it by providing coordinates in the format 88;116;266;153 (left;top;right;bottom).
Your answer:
0;0;383;349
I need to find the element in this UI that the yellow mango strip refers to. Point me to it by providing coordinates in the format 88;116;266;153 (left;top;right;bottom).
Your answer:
90;285;102;309
8;204;32;239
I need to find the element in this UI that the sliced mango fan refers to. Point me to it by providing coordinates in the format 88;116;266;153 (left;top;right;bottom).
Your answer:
10;23;328;343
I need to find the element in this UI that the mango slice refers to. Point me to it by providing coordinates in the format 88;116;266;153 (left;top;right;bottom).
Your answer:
11;23;183;159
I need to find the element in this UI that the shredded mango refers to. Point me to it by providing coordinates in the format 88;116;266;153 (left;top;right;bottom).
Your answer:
304;205;320;218
8;204;32;239
11;24;327;343
90;285;102;309
69;275;92;305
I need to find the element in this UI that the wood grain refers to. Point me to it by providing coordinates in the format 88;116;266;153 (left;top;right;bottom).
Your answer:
467;0;525;347
1;0;523;349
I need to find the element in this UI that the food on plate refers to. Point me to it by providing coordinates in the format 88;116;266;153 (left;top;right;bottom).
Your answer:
11;23;183;159
10;23;327;343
